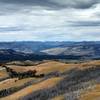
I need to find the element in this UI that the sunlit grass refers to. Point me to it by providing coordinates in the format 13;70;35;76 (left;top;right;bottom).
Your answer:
1;77;62;100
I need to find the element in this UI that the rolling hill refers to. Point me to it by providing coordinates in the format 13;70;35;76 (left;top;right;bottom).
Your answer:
0;60;100;100
0;41;100;100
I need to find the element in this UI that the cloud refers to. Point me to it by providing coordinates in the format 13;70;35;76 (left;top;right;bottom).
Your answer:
0;0;99;10
0;32;38;41
0;0;100;41
0;26;24;32
50;0;99;9
70;20;100;27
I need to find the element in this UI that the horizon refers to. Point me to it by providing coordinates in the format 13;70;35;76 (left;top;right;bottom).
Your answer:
0;40;100;43
0;0;100;41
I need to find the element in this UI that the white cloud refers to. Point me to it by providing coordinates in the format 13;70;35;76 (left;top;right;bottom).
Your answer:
0;1;100;41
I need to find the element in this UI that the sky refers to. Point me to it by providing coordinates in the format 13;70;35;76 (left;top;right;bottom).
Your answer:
0;0;100;41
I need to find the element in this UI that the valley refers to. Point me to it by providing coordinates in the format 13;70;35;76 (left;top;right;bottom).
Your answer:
0;41;100;100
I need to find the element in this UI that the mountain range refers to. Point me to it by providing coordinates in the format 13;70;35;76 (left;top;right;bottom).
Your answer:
0;41;100;62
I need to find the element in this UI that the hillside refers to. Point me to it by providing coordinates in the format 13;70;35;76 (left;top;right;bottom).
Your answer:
0;60;100;100
41;43;100;57
0;49;83;63
0;41;100;62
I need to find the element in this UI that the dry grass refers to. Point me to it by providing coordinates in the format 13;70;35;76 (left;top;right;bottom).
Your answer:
0;78;35;90
0;70;8;79
6;61;77;74
7;60;100;74
52;95;65;100
7;65;28;72
80;84;100;100
78;60;100;70
1;77;62;100
0;60;100;100
29;61;77;74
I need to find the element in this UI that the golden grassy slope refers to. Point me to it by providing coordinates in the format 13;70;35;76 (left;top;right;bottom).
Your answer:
7;60;100;74
0;60;100;100
0;70;8;79
6;61;77;75
1;77;62;100
80;84;100;100
0;78;36;90
52;95;65;100
33;61;77;74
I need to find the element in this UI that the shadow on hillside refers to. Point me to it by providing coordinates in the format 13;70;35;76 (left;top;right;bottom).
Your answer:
0;66;100;99
22;66;100;100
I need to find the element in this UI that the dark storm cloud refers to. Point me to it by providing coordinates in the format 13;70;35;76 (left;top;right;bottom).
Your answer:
0;0;100;15
0;0;99;9
0;0;58;10
70;21;100;27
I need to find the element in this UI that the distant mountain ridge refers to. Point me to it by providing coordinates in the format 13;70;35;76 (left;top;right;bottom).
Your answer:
42;43;100;56
0;49;82;62
0;41;69;53
0;41;100;53
0;41;100;62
